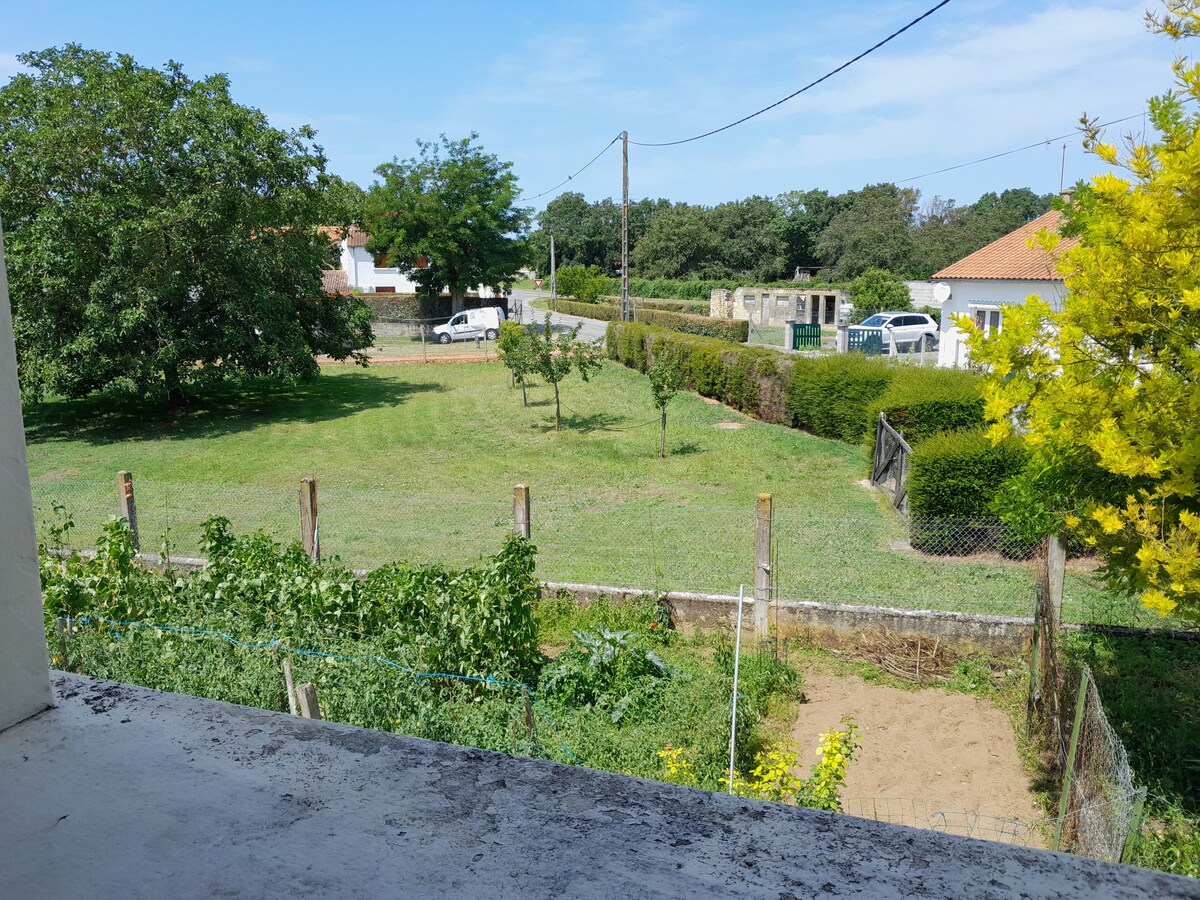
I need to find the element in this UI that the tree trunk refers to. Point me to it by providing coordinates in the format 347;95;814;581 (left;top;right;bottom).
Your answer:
451;291;465;314
554;381;561;431
520;376;528;406
163;366;191;407
660;410;667;458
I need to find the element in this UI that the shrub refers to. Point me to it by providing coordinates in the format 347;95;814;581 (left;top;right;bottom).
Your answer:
849;268;910;322
907;430;1030;556
786;354;895;442
555;264;607;303
864;367;984;446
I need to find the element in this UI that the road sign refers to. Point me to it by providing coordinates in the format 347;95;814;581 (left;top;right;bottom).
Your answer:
535;279;543;288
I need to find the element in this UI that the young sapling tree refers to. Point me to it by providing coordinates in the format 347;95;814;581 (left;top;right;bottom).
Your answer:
648;354;685;458
530;314;603;430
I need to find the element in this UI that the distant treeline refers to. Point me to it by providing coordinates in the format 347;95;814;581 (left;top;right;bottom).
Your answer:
527;185;1054;284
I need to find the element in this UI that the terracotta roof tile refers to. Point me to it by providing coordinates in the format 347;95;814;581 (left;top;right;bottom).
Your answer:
932;210;1079;281
318;225;372;248
322;269;349;294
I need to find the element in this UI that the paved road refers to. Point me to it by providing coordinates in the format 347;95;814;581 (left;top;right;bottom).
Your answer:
509;288;608;344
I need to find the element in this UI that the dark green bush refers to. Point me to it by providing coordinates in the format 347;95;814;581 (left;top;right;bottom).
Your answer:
908;430;1028;518
907;430;1030;556
786;355;895;442
605;277;849;302
864;367;984;446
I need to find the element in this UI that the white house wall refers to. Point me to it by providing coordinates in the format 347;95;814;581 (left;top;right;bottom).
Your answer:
937;278;1066;368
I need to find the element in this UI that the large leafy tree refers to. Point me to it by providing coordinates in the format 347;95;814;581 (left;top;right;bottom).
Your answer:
966;5;1200;622
0;45;371;404
363;134;530;312
817;183;920;280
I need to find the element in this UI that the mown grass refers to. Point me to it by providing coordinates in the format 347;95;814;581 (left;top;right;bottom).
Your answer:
26;360;1106;618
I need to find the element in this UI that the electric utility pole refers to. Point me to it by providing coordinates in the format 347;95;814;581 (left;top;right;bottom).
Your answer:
621;131;630;322
550;231;557;312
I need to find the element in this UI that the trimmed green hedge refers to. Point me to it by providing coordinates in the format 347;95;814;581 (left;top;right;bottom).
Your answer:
864;367;984;447
786;355;895;443
555;299;749;342
603;277;850;302
606;322;791;422
907;430;1031;556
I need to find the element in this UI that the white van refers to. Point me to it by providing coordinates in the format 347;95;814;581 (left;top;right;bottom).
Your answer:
432;306;505;344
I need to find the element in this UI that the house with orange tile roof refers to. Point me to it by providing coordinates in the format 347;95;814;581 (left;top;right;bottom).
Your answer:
931;208;1079;368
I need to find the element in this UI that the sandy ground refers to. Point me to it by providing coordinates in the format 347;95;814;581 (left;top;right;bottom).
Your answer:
790;672;1045;846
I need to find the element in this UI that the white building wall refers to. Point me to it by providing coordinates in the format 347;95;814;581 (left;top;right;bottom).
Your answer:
937;278;1066;368
0;224;52;730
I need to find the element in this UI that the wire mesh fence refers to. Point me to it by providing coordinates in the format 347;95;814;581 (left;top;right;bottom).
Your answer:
33;471;1185;630
1052;666;1145;863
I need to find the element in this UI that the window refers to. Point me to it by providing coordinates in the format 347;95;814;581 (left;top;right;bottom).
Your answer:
971;306;1003;337
776;296;790;306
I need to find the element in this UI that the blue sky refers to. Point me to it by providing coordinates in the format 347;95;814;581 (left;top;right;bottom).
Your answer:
0;0;1177;214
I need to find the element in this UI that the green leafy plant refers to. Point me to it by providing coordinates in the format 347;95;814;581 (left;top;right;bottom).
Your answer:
648;354;685;458
529;313;604;430
497;319;536;405
540;628;671;723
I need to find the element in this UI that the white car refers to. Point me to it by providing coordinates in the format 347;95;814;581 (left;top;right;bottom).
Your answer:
849;311;938;349
432;306;505;344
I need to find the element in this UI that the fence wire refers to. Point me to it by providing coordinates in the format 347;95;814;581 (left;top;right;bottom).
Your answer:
31;474;1200;632
1054;666;1142;863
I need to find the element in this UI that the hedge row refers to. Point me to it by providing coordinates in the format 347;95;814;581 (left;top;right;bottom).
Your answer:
601;277;849;302
607;322;791;422
785;355;985;445
555;299;749;342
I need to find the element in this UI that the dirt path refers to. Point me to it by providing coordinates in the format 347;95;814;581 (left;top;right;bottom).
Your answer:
790;672;1044;845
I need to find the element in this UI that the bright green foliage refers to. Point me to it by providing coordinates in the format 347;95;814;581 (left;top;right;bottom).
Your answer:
648;354;685;458
864;367;985;446
849;268;912;322
0;45;372;403
42;516;542;682
540;628;671;723
554;264;607;304
964;8;1200;621
496;320;535;405
363;133;530;307
529;314;603;430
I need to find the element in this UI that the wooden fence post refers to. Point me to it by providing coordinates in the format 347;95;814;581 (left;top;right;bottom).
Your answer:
754;493;772;638
299;476;319;561
513;484;531;539
116;470;140;551
296;682;322;720
1046;534;1066;628
1053;669;1090;851
281;653;298;716
1120;787;1149;864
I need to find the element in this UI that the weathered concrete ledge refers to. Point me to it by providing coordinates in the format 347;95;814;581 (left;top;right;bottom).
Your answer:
544;581;1034;653
2;674;1196;899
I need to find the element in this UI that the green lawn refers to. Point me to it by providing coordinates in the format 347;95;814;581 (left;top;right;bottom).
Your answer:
25;359;1120;619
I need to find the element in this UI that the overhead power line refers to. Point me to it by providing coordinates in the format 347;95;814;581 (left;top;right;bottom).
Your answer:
896;112;1147;183
628;0;953;148
518;134;622;202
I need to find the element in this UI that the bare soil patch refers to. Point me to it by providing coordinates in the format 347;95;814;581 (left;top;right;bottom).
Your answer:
712;422;746;430
791;671;1043;845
